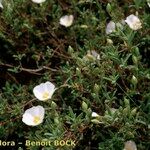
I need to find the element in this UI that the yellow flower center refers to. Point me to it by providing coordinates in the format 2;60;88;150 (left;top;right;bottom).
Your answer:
42;92;49;100
132;22;142;30
33;116;41;124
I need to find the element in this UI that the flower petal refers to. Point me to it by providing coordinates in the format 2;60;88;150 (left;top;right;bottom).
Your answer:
33;83;48;100
22;106;45;126
22;113;35;126
106;21;116;34
124;140;137;150
92;112;100;117
60;15;74;27
33;82;56;101
125;14;142;30
31;0;46;4
0;2;3;9
45;81;55;92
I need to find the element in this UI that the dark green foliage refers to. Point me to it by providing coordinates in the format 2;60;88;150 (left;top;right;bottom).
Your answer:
0;0;150;149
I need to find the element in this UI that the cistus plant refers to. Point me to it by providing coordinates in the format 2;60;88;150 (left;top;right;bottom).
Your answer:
0;0;150;150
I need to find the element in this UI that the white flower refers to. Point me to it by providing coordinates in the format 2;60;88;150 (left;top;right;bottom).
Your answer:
91;112;101;124
59;15;74;27
106;21;116;34
147;0;150;7
33;81;56;101
0;0;3;9
92;112;100;117
125;14;142;30
84;50;100;62
22;105;45;126
31;0;46;4
123;140;137;150
90;50;100;60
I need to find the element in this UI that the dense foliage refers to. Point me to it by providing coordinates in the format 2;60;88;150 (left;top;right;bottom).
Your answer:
0;0;150;150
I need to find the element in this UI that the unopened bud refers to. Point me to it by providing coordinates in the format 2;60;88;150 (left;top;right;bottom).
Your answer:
91;112;100;118
80;25;88;28
68;46;74;54
106;3;112;14
123;107;130;115
135;11;139;16
86;54;95;62
124;98;130;107
131;75;138;86
91;119;101;124
51;101;57;109
54;117;59;125
88;108;92;114
94;84;100;94
76;67;81;76
132;55;138;64
82;101;88;110
134;47;140;56
131;108;137;116
107;38;113;44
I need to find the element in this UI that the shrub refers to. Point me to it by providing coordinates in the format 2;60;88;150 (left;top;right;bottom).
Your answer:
0;0;150;149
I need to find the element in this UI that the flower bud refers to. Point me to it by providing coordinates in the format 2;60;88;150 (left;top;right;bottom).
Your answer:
91;112;100;118
86;54;95;62
131;108;137;116
132;55;138;64
131;75;138;86
76;67;81;76
147;0;150;8
51;101;57;109
134;47;140;56
124;98;130;107
94;84;100;94
80;25;88;28
123;107;130;115
106;3;112;14
107;38;113;44
91;119;101;124
68;46;74;54
88;108;92;114
82;101;88;110
54;117;59;125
